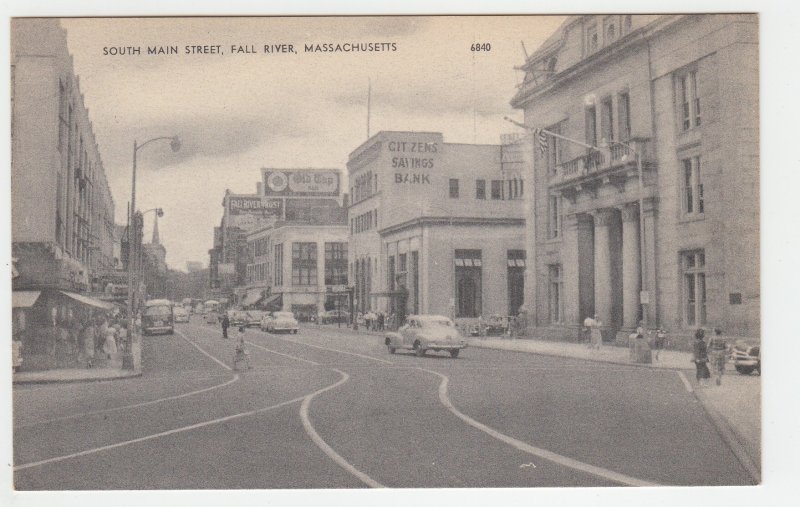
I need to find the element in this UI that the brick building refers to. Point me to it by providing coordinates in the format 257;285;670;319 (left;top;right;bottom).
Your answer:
511;14;759;341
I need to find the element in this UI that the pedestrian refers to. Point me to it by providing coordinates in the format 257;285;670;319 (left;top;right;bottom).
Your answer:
652;327;666;362
692;328;711;386
590;315;603;350
708;328;728;386
582;315;595;346
233;326;251;370
103;324;118;361
81;319;96;368
378;311;385;331
221;313;230;339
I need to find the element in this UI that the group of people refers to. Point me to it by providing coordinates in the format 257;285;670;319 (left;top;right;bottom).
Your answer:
19;312;130;369
355;311;396;331
693;328;729;387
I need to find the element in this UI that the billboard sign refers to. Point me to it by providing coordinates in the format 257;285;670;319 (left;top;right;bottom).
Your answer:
226;195;283;231
262;169;340;197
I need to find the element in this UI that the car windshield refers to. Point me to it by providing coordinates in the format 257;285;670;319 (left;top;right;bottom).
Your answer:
418;317;453;327
274;312;294;319
144;306;171;317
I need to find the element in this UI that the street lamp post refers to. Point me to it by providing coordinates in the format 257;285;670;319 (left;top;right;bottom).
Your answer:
123;137;180;370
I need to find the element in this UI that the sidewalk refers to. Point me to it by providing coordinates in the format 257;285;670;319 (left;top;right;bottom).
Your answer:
316;323;760;480
13;338;142;385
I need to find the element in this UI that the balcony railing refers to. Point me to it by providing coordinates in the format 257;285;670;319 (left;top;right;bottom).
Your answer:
550;138;651;186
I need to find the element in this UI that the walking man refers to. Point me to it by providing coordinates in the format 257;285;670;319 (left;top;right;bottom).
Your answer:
221;313;230;339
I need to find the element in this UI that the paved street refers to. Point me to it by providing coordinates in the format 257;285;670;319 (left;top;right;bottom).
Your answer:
13;317;754;489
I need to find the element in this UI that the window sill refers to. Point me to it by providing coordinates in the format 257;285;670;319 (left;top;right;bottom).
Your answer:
677;213;705;225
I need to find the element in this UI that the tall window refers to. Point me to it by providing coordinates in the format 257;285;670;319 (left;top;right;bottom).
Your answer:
601;97;614;143
449;178;459;198
292;242;317;285
548;265;563;323
677;69;701;131
274;243;283;286
397;253;407;289
455;250;482;318
324;242;348;285
585;105;597;148
586;24;599;54
507;250;526;316
548;195;562;239
475;179;486;199
490;180;503;200
546;122;564;175
603;16;618;44
388;255;395;291
682;250;706;326
618;92;631;142
681;156;704;216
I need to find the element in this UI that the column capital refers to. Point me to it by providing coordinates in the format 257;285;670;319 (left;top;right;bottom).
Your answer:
591;208;617;227
619;202;640;223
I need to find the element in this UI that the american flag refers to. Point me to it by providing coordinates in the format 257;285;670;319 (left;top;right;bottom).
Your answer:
534;128;548;154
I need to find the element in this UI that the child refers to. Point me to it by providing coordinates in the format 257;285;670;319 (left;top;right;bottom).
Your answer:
234;326;251;370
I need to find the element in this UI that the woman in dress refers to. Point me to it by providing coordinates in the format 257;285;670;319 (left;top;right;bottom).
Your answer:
692;328;711;386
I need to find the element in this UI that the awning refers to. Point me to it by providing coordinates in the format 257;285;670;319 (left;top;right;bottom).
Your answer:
13;291;41;308
242;289;264;307
263;293;282;311
60;291;115;310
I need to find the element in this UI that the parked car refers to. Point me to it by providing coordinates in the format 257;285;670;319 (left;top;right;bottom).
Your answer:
485;315;508;336
384;314;467;358
731;340;760;375
265;311;299;334
245;310;265;327
173;306;190;323
227;310;247;327
205;311;219;324
142;299;175;336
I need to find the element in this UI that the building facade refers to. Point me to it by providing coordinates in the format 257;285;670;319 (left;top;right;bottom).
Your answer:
511;14;759;340
347;131;527;325
244;198;348;320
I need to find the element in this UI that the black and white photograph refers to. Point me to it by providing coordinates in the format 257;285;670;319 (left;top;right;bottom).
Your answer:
4;2;796;505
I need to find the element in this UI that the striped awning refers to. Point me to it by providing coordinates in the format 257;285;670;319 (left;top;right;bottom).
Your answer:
12;291;41;308
60;291;115;310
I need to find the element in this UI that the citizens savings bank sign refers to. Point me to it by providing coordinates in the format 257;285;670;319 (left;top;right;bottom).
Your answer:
262;169;340;197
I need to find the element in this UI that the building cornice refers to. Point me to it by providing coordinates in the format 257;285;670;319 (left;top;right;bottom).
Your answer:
379;216;525;236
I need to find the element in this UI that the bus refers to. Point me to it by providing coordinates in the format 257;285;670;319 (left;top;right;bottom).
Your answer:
142;299;175;336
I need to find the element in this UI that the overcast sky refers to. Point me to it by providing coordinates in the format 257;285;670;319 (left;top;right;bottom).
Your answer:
60;16;565;271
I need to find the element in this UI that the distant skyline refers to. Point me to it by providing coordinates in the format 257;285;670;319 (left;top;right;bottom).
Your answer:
60;16;566;270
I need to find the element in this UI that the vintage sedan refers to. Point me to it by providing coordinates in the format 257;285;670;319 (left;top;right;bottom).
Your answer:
384;315;467;358
731;339;761;375
173;306;190;323
265;311;299;334
245;310;265;327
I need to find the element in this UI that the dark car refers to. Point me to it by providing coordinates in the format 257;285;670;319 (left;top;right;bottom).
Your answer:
731;340;760;375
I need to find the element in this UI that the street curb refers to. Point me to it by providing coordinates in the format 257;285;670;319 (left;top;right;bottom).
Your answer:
692;388;761;485
12;370;142;385
467;340;697;372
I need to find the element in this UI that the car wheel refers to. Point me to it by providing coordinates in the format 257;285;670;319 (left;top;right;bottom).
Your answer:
735;365;755;375
414;341;425;357
449;349;460;358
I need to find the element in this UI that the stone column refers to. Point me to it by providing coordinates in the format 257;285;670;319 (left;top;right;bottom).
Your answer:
620;203;641;329
592;208;615;327
562;213;580;326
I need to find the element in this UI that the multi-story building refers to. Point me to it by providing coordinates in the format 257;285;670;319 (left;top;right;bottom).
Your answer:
347;131;527;325
511;14;759;341
12;19;118;370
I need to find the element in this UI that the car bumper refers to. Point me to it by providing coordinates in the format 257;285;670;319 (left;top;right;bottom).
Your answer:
424;342;468;350
144;326;173;334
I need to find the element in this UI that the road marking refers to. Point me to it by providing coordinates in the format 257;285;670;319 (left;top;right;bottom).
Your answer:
246;341;320;366
274;335;393;364
176;330;232;371
418;367;661;487
15;375;240;429
677;371;694;393
14;395;306;472
299;368;385;488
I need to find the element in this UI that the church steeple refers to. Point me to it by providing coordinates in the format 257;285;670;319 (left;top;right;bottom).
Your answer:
152;215;160;245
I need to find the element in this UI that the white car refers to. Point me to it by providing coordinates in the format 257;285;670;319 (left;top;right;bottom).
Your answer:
385;315;467;358
173;306;190;323
265;311;299;334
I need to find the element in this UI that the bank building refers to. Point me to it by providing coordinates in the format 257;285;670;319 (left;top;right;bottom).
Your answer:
347;131;528;325
511;14;759;341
